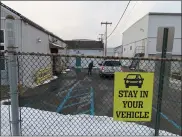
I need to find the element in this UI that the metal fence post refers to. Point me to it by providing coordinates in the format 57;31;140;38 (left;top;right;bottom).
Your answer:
154;28;169;136
6;15;20;136
7;49;20;136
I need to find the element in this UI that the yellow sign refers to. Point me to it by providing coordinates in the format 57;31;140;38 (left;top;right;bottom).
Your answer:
113;72;154;122
35;67;52;85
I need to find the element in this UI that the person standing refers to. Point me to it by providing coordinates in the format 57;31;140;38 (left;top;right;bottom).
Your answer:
88;61;93;75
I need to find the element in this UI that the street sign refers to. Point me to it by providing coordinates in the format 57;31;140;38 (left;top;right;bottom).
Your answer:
113;72;154;122
156;27;175;52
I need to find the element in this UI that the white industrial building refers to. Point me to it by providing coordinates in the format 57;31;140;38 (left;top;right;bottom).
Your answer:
0;3;67;54
120;12;181;72
0;3;67;87
121;12;181;58
114;45;122;57
106;48;115;57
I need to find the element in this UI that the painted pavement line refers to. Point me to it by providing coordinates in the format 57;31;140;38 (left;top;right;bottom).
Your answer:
70;76;89;89
152;107;182;130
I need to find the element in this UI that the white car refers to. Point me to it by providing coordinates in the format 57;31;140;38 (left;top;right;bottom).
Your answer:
98;60;124;77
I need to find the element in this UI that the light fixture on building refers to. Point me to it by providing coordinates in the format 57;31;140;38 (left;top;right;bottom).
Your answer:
37;37;41;43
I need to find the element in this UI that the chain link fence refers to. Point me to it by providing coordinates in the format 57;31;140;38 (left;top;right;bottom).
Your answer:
0;52;181;136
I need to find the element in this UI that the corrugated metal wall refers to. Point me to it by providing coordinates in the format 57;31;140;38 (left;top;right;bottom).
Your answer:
1;6;22;50
1;5;69;87
1;6;22;85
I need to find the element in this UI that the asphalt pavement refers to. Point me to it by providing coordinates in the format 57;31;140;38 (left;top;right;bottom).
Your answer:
76;68;182;135
13;68;182;135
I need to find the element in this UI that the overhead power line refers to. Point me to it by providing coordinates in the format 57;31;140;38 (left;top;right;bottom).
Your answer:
107;0;131;39
120;1;138;33
122;1;138;26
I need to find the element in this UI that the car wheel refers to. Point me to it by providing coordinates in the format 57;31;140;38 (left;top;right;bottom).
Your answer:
125;84;129;88
100;74;103;78
102;74;106;79
138;85;142;88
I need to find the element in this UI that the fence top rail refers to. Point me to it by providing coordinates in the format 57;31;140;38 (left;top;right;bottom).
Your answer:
2;51;182;61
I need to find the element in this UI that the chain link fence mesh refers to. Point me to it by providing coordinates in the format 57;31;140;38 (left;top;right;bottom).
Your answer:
0;52;181;136
1;54;12;135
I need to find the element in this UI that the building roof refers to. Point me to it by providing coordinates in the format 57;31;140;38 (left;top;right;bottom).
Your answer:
65;40;104;50
149;12;181;16
122;12;181;34
0;2;65;43
114;45;122;50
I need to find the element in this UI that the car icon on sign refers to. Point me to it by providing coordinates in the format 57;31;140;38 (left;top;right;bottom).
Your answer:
124;74;144;88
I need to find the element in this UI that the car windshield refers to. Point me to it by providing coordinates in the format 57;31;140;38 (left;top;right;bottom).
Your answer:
104;61;121;66
127;74;140;79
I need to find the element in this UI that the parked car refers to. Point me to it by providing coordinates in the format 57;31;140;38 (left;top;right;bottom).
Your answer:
98;60;126;77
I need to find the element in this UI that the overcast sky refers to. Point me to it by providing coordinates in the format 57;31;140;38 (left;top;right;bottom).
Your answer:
2;1;181;47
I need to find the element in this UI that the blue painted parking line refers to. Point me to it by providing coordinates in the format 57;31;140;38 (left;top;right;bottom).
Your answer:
56;86;95;115
69;92;90;99
76;110;90;115
73;109;90;115
56;88;73;113
63;100;89;109
153;107;182;130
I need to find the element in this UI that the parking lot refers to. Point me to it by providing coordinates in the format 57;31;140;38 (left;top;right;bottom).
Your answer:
15;66;181;135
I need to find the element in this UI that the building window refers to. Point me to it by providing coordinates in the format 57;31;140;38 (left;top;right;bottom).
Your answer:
0;30;5;44
130;46;132;50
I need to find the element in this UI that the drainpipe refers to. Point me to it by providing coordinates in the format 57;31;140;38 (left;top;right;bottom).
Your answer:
20;18;23;52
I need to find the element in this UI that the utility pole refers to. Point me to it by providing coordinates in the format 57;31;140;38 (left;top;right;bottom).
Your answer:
101;22;112;56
